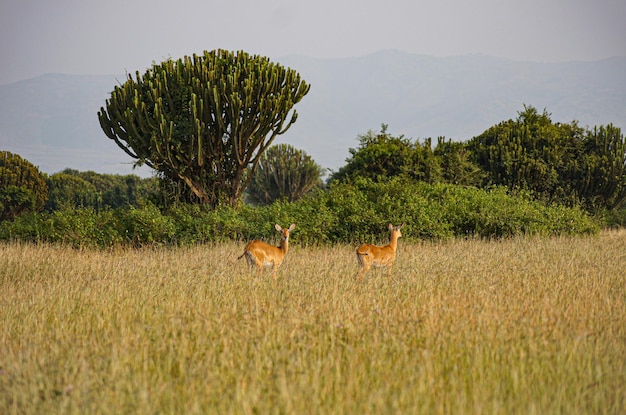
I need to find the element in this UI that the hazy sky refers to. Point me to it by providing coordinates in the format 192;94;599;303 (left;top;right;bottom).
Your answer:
1;0;625;85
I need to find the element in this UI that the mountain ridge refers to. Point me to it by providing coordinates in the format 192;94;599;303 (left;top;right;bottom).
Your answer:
1;51;624;177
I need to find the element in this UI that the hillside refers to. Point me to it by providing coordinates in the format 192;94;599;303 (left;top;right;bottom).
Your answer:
1;50;625;176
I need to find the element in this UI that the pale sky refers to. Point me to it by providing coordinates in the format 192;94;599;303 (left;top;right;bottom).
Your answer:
1;0;625;85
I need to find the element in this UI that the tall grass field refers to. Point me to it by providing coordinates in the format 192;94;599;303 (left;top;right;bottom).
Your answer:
1;230;625;414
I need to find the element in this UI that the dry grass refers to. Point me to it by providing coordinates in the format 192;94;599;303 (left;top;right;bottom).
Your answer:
1;230;625;414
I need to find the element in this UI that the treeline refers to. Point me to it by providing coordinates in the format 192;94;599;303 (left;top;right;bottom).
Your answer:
45;169;159;211
1;105;625;247
0;178;598;248
332;107;626;214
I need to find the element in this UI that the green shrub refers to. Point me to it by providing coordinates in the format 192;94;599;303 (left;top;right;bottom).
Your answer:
45;173;100;211
0;180;600;247
117;205;176;247
0;208;122;248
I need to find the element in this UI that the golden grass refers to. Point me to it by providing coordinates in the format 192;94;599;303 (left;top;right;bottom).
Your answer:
1;230;625;414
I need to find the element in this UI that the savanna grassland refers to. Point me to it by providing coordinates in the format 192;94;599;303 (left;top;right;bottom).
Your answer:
1;230;625;414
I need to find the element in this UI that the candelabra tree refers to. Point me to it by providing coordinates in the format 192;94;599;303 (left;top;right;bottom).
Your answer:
246;144;324;205
98;50;310;207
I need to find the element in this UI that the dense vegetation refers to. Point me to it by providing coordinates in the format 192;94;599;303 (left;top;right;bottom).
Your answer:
468;106;626;210
2;105;625;247
0;151;48;221
0;177;598;248
332;107;626;212
45;168;158;211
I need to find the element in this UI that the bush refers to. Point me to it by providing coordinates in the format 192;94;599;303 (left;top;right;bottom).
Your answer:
599;207;626;228
0;180;600;248
0;208;122;248
45;173;99;211
117;205;176;247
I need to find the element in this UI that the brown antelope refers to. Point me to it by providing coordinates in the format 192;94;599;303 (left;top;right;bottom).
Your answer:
356;223;404;280
238;224;296;279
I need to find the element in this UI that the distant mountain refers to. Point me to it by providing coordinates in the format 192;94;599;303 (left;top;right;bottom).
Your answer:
1;50;625;177
0;73;153;176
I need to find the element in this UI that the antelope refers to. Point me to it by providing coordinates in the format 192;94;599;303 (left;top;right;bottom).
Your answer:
356;223;404;280
238;224;296;279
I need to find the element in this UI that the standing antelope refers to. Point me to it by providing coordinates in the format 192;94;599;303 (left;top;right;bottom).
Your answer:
356;223;404;280
238;224;296;279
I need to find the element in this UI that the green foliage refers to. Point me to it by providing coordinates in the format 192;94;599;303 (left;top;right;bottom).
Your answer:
468;105;626;212
246;144;324;205
98;49;310;207
329;125;482;187
0;206;176;248
1;179;598;248
328;108;625;215
0;209;122;248
116;205;176;247
576;124;626;210
468;106;564;196
433;137;486;186
329;124;426;183
600;206;626;228
45;169;159;211
6;104;621;247
0;186;36;222
299;178;598;241
0;151;48;221
45;173;99;211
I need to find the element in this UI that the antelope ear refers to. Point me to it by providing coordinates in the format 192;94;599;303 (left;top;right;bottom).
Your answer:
388;223;394;231
398;223;405;229
288;223;296;231
275;224;282;231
